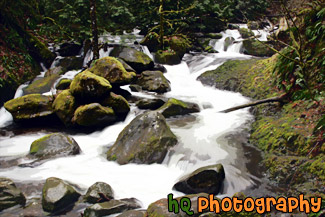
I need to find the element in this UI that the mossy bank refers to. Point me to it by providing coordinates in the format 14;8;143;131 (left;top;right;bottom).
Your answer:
198;55;325;200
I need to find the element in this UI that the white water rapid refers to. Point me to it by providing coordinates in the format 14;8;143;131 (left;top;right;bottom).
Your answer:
0;27;265;209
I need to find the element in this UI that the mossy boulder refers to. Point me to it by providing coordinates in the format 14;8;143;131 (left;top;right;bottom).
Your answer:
57;56;84;72
101;92;130;117
140;32;160;52
84;182;114;204
23;74;60;95
89;57;136;86
83;199;141;217
117;58;136;73
242;39;275;57
239;28;254;39
136;98;165;110
56;79;72;90
110;46;154;73
157;98;200;118
137;71;171;93
4;94;54;121
155;50;181;65
29;133;80;161
168;36;191;59
52;90;78;126
206;33;223;39
70;71;112;102
42;177;81;213
173;164;225;195
147;193;210;217
0;178;26;211
107;111;178;165
204;46;218;53
45;66;65;77
73;103;116;127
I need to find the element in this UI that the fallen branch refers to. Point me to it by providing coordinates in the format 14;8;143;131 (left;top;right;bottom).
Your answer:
220;95;285;113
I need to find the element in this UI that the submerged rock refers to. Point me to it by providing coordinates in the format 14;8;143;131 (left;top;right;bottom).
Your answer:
137;70;171;93
173;164;225;195
89;57;136;86
107;111;178;165
101;92;130;117
70;71;112;102
24;74;60;95
157;98;200;118
84;182;114;204
28;133;80;161
73;103;116;127
52;90;78;126
0;178;26;211
136;98;165;110
83;198;141;217
42;177;81;213
110;46;154;73
4;94;54;122
242;39;275;57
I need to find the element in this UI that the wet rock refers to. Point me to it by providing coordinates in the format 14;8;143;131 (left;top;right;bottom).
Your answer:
73;103;116;127
57;42;82;57
23;74;60;95
157;98;200;118
147;193;209;217
89;57;136;86
57;56;84;72
224;37;235;51
42;177;81;213
239;28;254;39
110;46;154;73
44;66;64;77
84;182;114;204
70;71;112;102
137;71;171;93
101;92;130;117
83;198;141;217
117;58;136;73
117;210;146;217
56;78;72;90
140;32;159;52
28;133;80;161
173;164;225;194
129;84;142;92
168;36;190;59
155;50;181;65
242;39;275;57
4;94;54;122
0;178;26;211
136;98;165;110
197;38;211;51
153;63;167;73
107;111;178;165
205;33;223;39
52;90;78;126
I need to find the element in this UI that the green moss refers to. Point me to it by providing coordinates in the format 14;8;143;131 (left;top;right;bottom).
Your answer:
52;89;78;126
56;78;72;90
243;39;275;57
155;50;181;65
24;74;60;94
101;92;130;116
238;28;254;39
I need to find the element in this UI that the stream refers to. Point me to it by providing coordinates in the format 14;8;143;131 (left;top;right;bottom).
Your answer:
0;26;272;209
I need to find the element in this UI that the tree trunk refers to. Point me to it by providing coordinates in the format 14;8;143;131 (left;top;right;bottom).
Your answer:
159;0;164;50
90;0;99;60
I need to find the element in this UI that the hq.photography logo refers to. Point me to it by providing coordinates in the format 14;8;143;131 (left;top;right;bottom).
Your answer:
167;194;322;215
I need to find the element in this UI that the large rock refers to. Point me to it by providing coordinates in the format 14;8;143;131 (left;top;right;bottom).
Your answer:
136;98;165;110
70;71;112;102
0;178;26;211
42;177;81;213
117;210;146;217
137;71;171;93
110;46;154;73
57;42;82;57
89;57;136;86
242;39;275;57
29;133;80;161
173;164;225;194
23;74;60;95
157;98;200;118
83;199;141;217
4;94;54;122
140;32;160;52
56;56;84;72
55;79;72;90
107;111;178;165
155;50;181;65
147;193;209;217
52;90;78;126
73;103;116;127
168;36;190;59
84;182;114;204
101;92;130;117
239;28;254;39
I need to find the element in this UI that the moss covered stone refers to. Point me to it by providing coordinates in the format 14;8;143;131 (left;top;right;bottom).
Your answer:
107;111;178;165
24;74;60;95
168;36;191;59
42;177;80;213
140;32;160;52
55;79;72;90
243;39;275;57
136;98;165;110
84;182;114;204
101;92;130;117
52;90;78;126
0;178;26;211
70;70;112;102
73;103;116;127
137;70;171;93
4;94;54;121
89;57;136;86
155;50;181;65
157;98;200;118
238;28;254;39
110;46;154;73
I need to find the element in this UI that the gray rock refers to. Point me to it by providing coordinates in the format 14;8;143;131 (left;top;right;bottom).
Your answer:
84;182;114;204
0;178;26;211
137;71;171;93
136;98;165;110
117;210;146;217
157;98;200;118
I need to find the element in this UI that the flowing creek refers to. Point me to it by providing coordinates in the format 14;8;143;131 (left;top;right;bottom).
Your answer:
0;27;273;209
